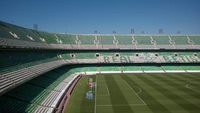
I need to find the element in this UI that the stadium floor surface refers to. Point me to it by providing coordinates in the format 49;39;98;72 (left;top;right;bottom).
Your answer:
65;73;200;113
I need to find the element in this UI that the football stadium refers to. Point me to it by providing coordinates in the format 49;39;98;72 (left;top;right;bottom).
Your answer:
0;21;200;113
1;0;200;113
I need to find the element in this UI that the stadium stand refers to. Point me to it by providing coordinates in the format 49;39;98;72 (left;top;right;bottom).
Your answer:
171;36;189;45
77;35;97;49
98;35;116;49
152;35;174;49
134;36;152;45
142;66;163;71
1;21;200;50
115;35;135;49
0;21;200;113
189;36;200;45
0;66;80;113
78;35;95;44
121;65;142;72
134;35;155;49
115;35;132;45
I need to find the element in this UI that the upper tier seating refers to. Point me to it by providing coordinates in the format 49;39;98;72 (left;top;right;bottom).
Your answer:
1;21;200;50
115;35;133;45
0;21;41;42
152;36;170;45
134;36;152;45
170;36;189;45
189;36;200;45
56;34;76;44
78;35;95;44
99;35;114;44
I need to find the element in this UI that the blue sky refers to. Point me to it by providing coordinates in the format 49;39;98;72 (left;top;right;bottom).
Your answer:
0;0;200;34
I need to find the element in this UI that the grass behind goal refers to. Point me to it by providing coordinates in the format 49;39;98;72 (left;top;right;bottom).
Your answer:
65;73;200;113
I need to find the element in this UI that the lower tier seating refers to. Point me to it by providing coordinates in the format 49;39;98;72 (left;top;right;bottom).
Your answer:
0;60;66;95
0;66;79;113
1;65;200;113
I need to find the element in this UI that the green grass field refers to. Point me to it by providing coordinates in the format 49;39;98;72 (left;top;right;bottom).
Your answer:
65;73;200;113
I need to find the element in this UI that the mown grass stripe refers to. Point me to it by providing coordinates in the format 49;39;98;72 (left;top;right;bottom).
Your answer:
161;73;200;86
65;76;94;113
122;74;172;113
178;73;200;85
154;74;200;100
104;75;134;113
138;74;200;113
79;77;95;113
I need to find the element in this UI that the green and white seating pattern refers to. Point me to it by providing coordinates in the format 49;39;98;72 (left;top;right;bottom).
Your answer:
1;21;200;113
1;21;200;50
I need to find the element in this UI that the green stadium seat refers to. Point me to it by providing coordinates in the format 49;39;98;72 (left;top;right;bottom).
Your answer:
115;35;133;45
56;34;76;44
99;35;114;44
1;20;200;113
170;36;189;45
181;66;200;70
152;36;170;45
189;36;200;45
142;66;162;71
134;36;152;45
78;35;95;44
162;66;184;70
121;66;142;71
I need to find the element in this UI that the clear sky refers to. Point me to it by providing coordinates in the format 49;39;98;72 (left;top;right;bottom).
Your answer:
0;0;200;34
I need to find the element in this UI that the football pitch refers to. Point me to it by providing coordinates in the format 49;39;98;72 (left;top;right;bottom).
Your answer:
65;73;200;113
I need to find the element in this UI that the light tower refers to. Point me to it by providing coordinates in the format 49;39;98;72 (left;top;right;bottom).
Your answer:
141;31;145;34
158;28;164;34
33;24;38;31
177;30;181;34
113;30;117;34
94;30;98;34
131;28;134;34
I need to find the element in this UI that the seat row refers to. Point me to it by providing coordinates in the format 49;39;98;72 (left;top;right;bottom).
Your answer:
0;65;80;113
1;36;200;50
0;60;66;96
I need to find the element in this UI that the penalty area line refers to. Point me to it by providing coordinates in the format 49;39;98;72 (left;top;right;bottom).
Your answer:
96;104;146;107
96;84;110;96
122;80;147;105
185;83;200;93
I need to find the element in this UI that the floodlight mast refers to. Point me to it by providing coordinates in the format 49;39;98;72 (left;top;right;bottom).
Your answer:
94;30;98;34
141;31;145;34
177;30;181;34
158;28;164;34
33;24;38;31
131;28;134;34
113;30;117;34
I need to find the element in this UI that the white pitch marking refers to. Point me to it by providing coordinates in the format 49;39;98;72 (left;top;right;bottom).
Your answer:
97;84;110;96
185;84;190;89
122;80;147;105
97;104;146;107
185;83;200;93
94;76;97;113
106;84;110;96
135;86;142;94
